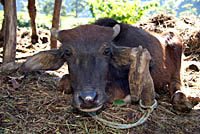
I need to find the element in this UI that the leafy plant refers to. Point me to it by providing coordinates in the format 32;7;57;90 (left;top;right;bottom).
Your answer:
17;12;52;29
69;0;87;17
19;1;28;12
17;13;30;27
37;0;67;16
87;0;158;24
113;99;127;107
37;23;51;30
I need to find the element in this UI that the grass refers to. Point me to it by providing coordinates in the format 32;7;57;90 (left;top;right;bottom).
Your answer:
0;70;199;134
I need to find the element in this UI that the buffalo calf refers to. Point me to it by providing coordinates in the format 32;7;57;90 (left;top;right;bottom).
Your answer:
22;18;192;112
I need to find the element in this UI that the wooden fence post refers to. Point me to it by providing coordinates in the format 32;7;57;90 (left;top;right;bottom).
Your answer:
28;0;38;44
50;0;62;49
3;0;17;63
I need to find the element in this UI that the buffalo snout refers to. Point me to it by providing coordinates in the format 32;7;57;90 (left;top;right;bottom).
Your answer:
73;88;108;112
79;90;97;109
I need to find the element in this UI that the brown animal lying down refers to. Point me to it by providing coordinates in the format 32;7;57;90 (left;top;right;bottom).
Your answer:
22;18;193;113
59;45;156;107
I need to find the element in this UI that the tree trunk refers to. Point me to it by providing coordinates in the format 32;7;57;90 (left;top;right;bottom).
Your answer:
50;0;62;49
28;0;38;44
3;0;17;63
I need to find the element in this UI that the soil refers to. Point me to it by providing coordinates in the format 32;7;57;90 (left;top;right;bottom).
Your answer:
0;14;200;134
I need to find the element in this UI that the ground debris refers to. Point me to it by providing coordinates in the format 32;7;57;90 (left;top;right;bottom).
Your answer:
0;69;199;133
136;14;200;56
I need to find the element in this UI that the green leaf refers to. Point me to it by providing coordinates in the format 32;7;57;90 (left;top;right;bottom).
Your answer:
2;119;10;123
87;0;158;24
113;99;127;107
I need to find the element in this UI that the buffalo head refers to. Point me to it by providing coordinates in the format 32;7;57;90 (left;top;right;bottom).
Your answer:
21;24;131;112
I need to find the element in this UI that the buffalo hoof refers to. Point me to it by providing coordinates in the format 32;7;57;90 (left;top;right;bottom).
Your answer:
171;92;193;113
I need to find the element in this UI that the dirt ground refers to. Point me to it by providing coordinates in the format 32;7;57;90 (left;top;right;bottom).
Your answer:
0;14;200;134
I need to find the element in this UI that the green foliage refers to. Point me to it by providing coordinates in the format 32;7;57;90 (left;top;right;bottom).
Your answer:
87;0;159;24
17;13;30;27
61;1;68;16
15;11;92;29
19;1;28;12
17;12;52;29
113;99;127;107
35;14;52;29
60;17;94;29
37;0;67;16
70;0;87;17
38;0;54;16
37;23;51;30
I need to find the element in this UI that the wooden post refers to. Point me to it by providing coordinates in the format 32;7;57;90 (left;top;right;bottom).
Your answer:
50;0;62;49
28;0;38;44
3;0;17;63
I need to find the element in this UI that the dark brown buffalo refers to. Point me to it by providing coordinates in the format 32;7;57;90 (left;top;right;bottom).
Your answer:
22;18;192;112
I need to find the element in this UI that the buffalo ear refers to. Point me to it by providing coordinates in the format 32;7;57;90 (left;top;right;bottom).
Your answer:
111;45;132;67
111;45;144;67
21;49;65;72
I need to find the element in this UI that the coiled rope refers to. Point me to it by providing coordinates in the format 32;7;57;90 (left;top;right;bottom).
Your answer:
89;99;157;129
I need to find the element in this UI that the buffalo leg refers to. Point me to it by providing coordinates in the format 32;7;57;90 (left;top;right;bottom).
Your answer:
28;0;38;44
164;32;193;112
58;74;73;94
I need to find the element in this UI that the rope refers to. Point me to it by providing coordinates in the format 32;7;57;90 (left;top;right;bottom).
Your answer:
89;99;157;129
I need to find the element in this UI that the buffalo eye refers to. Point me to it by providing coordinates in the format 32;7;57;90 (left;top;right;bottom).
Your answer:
103;47;111;56
62;48;72;59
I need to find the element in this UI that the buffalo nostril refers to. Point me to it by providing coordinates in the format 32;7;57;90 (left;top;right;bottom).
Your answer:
85;96;93;101
79;90;97;102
